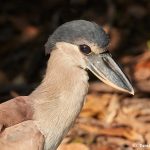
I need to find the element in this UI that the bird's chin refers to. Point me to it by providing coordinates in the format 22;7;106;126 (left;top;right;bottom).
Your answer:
86;52;134;95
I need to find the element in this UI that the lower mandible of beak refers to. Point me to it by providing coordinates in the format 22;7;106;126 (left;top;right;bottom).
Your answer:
86;52;134;95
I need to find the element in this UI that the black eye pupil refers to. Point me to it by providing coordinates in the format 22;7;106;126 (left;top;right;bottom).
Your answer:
79;44;91;55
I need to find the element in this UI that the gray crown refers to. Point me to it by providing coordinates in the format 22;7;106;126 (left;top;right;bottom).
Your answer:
45;20;109;54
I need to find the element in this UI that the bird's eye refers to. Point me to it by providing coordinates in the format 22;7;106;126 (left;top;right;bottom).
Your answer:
79;44;92;55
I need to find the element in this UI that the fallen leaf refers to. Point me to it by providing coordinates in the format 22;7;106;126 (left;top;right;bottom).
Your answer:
99;94;120;124
57;143;89;150
78;124;143;142
80;94;111;118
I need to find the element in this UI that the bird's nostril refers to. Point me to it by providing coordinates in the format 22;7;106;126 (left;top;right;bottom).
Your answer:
100;50;110;55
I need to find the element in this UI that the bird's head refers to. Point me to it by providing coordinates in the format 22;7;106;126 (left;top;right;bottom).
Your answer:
45;20;134;95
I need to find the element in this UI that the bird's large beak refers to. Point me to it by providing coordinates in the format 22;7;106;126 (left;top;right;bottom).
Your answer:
86;51;134;95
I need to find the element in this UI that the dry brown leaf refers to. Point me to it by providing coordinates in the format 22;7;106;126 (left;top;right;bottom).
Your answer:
115;110;150;134
91;144;114;150
78;124;143;142
134;59;150;81
145;132;150;144
115;98;150;134
121;52;150;92
131;52;150;92
80;94;111;118
122;98;150;119
105;137;133;146
99;94;120;124
136;81;150;93
57;143;89;150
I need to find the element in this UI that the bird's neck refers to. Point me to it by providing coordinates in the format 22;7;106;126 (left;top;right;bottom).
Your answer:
30;49;89;150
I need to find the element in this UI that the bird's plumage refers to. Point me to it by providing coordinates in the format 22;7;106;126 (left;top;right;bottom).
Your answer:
0;96;32;128
31;43;89;150
0;120;44;150
0;97;44;150
0;20;134;150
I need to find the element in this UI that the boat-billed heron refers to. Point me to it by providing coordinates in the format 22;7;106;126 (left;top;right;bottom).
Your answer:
0;20;134;150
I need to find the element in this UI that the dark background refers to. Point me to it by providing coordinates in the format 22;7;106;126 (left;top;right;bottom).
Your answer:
0;0;149;101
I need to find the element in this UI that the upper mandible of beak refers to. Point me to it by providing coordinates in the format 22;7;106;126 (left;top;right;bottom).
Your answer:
86;51;134;95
